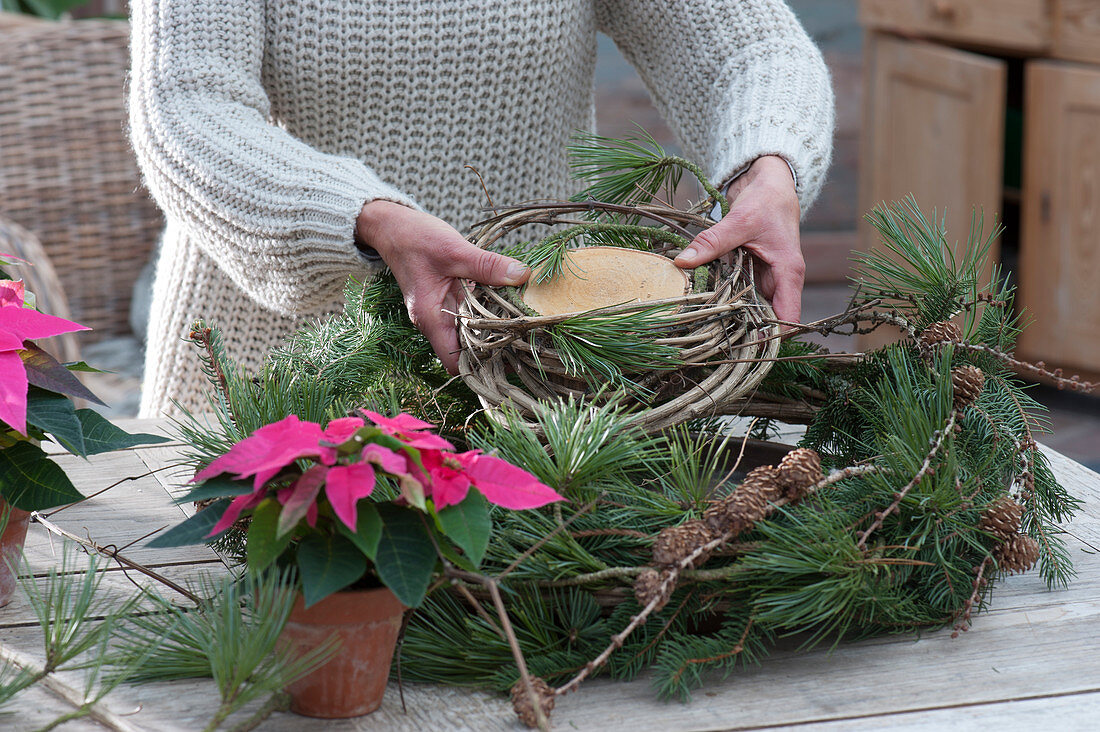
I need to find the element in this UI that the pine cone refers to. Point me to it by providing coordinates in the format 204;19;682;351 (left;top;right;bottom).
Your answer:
702;466;781;536
995;534;1041;574
510;677;556;728
978;496;1024;542
634;568;674;612
919;320;962;349
951;365;985;409
777;448;824;500
652;520;715;568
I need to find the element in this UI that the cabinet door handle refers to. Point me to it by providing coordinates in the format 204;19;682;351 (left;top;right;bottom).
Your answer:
1041;192;1052;224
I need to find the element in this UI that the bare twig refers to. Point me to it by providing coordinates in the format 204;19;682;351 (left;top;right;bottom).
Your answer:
41;467;176;518
464;165;497;215
450;580;506;639
445;567;549;731
473;199;702;242
704;352;864;367
954;342;1097;393
553;476;831;698
30;513;204;605
952;555;993;637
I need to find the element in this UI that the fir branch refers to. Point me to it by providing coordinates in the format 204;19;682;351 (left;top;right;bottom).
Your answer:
855;410;958;550
188;321;233;411
665;617;755;693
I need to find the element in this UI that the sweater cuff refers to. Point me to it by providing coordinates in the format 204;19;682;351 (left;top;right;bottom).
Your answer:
705;42;834;219
293;155;418;290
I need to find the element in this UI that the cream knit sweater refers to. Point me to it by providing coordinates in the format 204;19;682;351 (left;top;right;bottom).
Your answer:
130;0;834;418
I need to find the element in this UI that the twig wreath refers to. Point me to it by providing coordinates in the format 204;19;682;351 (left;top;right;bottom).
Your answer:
458;202;779;432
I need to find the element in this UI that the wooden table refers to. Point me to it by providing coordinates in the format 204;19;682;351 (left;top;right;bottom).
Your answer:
2;418;1099;731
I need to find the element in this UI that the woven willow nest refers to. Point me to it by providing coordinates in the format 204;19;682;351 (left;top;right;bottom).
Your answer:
457;202;780;432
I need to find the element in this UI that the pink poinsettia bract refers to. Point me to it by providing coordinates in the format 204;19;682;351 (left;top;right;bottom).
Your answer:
0;277;89;435
198;412;564;538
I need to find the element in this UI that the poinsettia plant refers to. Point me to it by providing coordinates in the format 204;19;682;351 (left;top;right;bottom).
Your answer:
150;410;565;607
0;254;169;511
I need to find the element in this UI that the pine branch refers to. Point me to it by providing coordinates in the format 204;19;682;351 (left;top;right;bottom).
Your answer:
522;222;690;284
569;128;728;215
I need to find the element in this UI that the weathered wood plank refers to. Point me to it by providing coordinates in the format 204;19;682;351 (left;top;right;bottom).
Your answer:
0;557;228;629
764;690;1100;731
0;678;109;731
549;601;1100;730
25;454;219;566
131;444;195;497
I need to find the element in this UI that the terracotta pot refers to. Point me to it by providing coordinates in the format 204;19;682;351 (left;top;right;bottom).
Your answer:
279;586;405;718
0;500;31;607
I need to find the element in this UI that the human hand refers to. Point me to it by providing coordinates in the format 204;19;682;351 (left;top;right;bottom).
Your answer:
357;201;530;373
673;155;803;326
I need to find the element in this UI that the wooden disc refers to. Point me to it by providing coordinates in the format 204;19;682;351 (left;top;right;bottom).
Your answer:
522;247;690;316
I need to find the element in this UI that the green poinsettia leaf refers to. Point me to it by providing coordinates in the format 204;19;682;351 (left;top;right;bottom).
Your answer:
297;533;368;607
374;504;438;608
72;409;170;455
171;477;253;505
246;499;292;573
146;499;231;548
170;473;251;501
437;488;491;567
336;502;383;560
434;535;477;573
24;387;84;455
63;361;107;374
21;344;105;406
0;440;85;510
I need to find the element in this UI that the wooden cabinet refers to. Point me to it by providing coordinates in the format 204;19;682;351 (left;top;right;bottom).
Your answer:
860;1;1100;376
1018;62;1100;374
861;0;1050;52
1053;1;1100;64
859;34;1004;347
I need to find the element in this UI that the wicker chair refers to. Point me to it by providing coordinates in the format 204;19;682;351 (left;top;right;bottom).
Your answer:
0;12;163;343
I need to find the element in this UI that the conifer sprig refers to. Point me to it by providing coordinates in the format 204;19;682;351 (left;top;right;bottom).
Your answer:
854;196;1001;330
569;128;729;215
522;222;690;284
542;305;683;397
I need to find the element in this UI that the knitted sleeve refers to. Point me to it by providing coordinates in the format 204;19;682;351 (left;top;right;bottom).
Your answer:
596;0;835;216
128;0;417;316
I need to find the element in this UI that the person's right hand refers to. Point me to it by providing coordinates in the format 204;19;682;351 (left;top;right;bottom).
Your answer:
356;200;530;374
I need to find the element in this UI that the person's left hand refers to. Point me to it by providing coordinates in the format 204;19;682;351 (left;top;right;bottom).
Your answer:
673;155;803;326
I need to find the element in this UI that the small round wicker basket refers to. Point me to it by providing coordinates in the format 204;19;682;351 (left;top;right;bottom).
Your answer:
457;202;780;432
